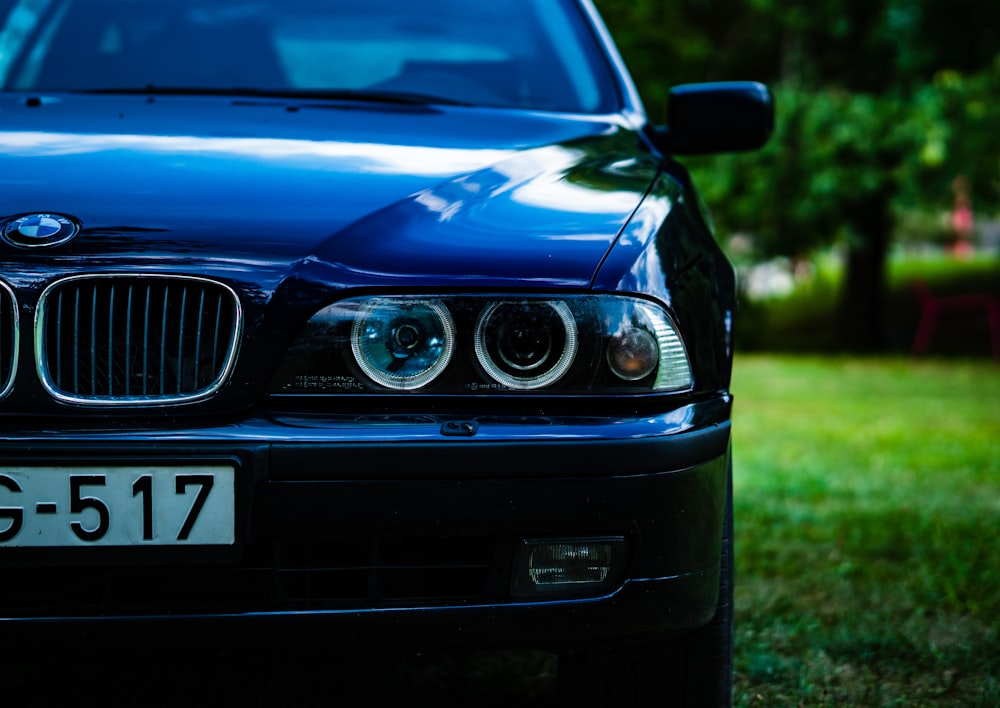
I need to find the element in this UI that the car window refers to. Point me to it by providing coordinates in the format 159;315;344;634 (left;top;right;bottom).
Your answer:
0;0;620;113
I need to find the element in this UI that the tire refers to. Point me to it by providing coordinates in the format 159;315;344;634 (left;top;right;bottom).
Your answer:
558;462;734;707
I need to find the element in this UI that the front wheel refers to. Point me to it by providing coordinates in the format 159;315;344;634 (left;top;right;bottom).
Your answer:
558;463;734;707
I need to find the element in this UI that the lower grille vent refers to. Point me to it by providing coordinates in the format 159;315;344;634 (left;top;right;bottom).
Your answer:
0;535;509;618
276;535;503;609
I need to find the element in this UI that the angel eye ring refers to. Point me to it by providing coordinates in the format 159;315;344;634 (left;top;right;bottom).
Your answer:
351;299;455;390
474;300;577;390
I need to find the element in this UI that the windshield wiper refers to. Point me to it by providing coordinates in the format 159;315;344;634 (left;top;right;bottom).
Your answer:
78;86;473;106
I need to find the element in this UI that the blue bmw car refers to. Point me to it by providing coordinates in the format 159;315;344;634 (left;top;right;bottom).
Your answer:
0;0;771;703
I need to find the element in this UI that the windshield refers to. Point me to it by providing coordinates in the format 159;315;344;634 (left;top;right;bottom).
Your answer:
0;0;621;113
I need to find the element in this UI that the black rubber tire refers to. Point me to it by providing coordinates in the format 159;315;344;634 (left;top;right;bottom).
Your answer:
558;462;734;707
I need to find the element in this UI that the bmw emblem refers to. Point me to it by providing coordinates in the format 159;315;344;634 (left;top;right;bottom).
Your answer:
1;213;81;248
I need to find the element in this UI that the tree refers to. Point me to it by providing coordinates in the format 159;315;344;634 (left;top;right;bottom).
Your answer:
596;0;1000;352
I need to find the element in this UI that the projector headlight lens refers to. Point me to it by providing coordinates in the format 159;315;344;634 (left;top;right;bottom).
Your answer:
350;299;455;390
474;300;578;390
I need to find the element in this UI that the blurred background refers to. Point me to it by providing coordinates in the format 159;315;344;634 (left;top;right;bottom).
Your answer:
598;0;1000;359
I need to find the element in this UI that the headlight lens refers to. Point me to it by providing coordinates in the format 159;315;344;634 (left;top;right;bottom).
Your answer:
474;300;578;390
270;294;692;395
350;299;454;390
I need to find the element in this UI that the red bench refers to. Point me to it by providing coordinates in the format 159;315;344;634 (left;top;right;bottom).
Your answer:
911;281;1000;359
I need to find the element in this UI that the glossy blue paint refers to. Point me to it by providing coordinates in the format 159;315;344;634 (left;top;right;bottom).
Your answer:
0;94;654;288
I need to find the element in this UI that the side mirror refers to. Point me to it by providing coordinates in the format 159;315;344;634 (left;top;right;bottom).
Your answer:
654;81;774;156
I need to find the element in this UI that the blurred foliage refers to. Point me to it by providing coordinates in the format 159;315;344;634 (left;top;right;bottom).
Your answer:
680;64;1000;262
596;0;1000;254
686;87;917;260
595;0;1000;350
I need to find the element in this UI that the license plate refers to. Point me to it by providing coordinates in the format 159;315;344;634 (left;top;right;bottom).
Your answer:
0;465;235;547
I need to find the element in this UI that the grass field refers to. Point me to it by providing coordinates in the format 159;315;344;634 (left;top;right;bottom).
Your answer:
731;355;1000;706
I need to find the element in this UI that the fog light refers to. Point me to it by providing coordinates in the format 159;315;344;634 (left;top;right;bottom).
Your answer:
512;537;627;598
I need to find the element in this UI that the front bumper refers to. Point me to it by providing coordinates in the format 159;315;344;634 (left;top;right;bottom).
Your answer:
0;397;731;653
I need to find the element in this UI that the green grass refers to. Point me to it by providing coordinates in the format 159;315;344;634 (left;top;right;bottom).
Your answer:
731;355;1000;706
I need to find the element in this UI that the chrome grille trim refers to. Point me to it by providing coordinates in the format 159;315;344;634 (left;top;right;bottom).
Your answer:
0;280;18;399
36;275;242;406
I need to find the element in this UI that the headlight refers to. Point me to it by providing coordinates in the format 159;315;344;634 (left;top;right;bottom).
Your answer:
474;300;578;390
350;299;454;390
270;294;692;395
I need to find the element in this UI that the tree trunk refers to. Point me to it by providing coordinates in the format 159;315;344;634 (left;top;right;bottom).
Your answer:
839;192;893;353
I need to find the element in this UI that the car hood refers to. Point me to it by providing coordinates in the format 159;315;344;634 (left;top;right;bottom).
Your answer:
0;94;659;290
